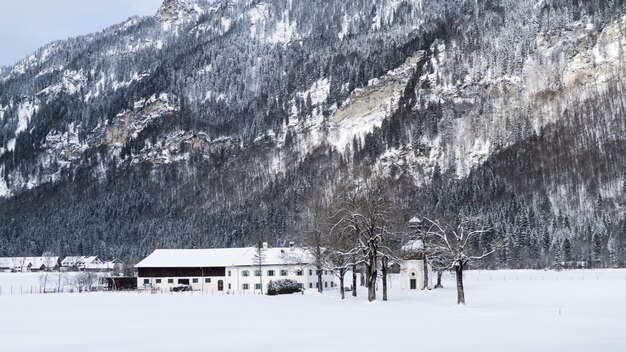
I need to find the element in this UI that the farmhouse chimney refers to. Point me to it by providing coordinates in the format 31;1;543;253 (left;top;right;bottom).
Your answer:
289;242;295;251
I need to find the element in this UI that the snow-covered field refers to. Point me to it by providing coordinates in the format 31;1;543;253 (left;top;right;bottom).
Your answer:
1;270;625;352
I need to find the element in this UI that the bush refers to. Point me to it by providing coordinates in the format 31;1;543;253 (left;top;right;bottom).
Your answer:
267;279;302;296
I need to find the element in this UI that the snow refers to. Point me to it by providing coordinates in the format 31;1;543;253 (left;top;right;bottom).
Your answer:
38;70;86;98
248;4;298;44
338;13;350;39
267;10;297;44
111;72;150;91
15;101;38;135
248;2;270;38
0;166;8;197
6;138;15;152
136;247;311;268
296;78;330;106
0;269;625;351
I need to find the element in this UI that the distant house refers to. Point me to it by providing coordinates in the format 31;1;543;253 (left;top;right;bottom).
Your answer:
61;256;122;271
0;257;60;272
135;243;335;293
400;240;434;290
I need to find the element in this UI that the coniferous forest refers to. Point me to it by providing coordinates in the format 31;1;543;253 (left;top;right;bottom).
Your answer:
0;0;625;267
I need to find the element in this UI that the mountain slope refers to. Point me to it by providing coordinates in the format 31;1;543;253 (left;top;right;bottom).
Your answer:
1;0;625;267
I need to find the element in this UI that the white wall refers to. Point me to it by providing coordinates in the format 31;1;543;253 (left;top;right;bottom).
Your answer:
401;260;433;290
138;264;336;293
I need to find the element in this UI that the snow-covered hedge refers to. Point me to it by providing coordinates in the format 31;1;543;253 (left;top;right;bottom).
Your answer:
267;279;301;296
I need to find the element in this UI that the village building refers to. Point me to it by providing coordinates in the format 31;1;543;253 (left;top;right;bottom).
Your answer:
0;257;60;272
135;243;335;293
61;256;122;271
400;240;434;290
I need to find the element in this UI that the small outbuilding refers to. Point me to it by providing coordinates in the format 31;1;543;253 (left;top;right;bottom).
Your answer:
400;240;434;290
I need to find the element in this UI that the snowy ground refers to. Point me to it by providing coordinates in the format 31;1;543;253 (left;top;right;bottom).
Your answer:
1;270;625;351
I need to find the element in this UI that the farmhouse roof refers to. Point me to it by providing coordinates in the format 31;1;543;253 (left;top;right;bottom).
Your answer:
61;256;101;266
135;247;312;268
0;256;59;269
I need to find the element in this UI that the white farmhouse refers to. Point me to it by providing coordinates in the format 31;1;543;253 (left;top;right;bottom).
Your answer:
135;243;335;293
61;256;120;271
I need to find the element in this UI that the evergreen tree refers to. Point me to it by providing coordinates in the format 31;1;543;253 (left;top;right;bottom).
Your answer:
562;238;572;266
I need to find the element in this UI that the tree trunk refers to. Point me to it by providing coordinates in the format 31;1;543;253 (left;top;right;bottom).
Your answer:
381;257;388;301
367;253;377;302
455;261;465;305
339;270;345;300
435;270;443;289
317;265;323;293
352;264;357;297
422;257;429;290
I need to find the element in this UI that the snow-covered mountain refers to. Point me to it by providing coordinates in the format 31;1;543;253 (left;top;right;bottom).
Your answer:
0;0;625;266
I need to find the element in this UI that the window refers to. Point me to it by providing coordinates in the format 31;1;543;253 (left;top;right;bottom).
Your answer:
168;279;174;284
296;270;303;276
255;283;262;290
280;269;288;276
267;270;275;277
243;284;249;290
155;279;162;284
325;282;328;288
297;283;304;289
309;269;313;276
228;284;231;290
254;270;262;277
178;279;190;285
309;283;313;289
143;279;149;285
242;270;250;277
205;278;211;283
331;282;334;288
192;278;199;284
228;270;231;277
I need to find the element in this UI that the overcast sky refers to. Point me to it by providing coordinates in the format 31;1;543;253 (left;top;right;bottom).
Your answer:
0;0;164;66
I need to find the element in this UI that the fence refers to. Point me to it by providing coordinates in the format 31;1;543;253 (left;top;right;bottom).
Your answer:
445;269;626;283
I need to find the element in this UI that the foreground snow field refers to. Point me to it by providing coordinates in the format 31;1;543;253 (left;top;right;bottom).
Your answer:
1;270;625;352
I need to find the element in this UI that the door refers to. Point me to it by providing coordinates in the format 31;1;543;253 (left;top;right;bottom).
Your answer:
218;280;224;291
410;278;417;290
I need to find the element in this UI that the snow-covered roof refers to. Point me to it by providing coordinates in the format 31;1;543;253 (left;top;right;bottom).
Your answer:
61;256;101;267
401;240;424;252
0;256;59;269
135;247;312;268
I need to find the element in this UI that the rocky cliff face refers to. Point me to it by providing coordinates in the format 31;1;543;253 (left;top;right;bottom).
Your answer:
0;0;625;266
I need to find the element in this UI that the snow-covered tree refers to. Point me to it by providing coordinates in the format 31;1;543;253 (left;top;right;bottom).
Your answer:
422;216;497;305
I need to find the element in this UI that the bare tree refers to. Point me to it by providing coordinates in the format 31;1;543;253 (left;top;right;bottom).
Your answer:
298;200;331;293
252;241;266;294
422;216;497;305
325;223;358;299
331;179;397;302
70;272;99;293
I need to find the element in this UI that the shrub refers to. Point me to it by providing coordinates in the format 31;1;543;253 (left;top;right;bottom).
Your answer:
267;279;302;296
